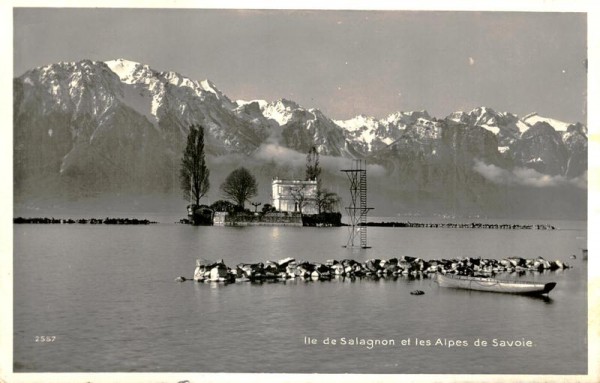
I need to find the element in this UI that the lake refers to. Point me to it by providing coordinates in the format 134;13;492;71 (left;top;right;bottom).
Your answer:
13;219;587;374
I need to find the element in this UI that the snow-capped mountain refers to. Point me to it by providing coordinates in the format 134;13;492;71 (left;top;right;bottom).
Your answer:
523;112;584;133
255;98;298;126
447;107;529;139
14;59;587;218
334;105;586;178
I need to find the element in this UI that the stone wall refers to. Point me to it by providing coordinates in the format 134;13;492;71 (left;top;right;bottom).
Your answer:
213;212;303;226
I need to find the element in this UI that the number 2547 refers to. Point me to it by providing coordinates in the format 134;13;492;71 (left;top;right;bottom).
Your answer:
35;336;56;342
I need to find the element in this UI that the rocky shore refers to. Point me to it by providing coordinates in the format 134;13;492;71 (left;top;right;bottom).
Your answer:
189;256;571;283
13;217;157;224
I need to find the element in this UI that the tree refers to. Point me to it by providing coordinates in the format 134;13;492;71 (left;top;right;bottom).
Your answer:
180;125;210;206
261;204;277;214
315;188;341;213
220;167;258;208
210;200;237;213
304;146;341;214
289;184;311;214
305;146;322;189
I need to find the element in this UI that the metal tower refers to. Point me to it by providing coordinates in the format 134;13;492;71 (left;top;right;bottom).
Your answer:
341;159;373;248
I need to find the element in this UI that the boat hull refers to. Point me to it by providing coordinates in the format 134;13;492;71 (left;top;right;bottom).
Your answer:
435;274;556;295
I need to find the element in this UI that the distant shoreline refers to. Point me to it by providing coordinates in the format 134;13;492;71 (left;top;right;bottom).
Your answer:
13;217;157;225
13;217;556;230
361;222;556;230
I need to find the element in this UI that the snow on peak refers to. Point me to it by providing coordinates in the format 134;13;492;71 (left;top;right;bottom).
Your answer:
237;99;268;108
448;107;500;124
106;59;221;96
447;110;469;123
261;99;302;126
479;125;500;135
447;107;516;135
334;114;396;151
275;98;301;109
384;110;430;127
516;120;531;134
523;113;572;132
471;106;496;115
200;79;219;95
334;114;379;131
469;106;501;126
105;58;141;70
105;59;150;83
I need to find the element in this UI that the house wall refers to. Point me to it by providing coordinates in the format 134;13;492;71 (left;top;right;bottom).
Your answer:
271;178;318;214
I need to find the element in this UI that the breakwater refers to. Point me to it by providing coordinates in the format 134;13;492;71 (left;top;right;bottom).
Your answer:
189;255;571;283
364;222;556;230
13;217;157;225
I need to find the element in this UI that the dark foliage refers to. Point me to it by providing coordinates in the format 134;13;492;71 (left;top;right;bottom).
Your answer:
180;125;210;206
220;167;258;208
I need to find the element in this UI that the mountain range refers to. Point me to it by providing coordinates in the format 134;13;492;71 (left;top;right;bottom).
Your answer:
13;59;588;218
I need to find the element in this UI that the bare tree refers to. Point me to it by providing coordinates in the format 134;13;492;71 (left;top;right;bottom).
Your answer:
220;167;258;208
316;188;341;213
289;184;311;214
180;125;210;206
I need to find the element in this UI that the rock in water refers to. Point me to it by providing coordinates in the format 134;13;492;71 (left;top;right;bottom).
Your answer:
175;276;186;282
410;290;425;296
277;257;296;268
209;264;229;281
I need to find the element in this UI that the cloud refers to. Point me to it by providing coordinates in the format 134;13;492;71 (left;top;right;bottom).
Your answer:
366;163;387;177
473;160;586;189
254;143;386;176
472;160;513;184
255;144;306;167
569;171;587;189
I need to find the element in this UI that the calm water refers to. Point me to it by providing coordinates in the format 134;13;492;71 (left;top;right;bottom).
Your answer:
13;220;587;374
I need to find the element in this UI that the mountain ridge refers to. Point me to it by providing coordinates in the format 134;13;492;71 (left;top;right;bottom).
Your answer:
13;58;588;218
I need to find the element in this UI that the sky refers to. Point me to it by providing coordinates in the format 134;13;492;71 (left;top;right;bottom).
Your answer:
13;8;587;123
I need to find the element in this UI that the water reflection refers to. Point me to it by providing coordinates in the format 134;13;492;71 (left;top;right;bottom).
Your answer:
271;226;280;240
436;287;555;304
14;223;585;373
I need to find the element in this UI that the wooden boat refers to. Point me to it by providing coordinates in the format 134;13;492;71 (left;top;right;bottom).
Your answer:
435;273;556;295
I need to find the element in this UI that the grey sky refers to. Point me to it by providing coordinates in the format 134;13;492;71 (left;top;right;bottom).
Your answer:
13;8;587;123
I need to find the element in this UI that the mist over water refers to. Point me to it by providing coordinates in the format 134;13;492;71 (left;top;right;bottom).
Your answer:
14;169;588;224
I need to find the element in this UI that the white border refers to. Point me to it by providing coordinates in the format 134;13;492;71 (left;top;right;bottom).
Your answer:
2;1;597;383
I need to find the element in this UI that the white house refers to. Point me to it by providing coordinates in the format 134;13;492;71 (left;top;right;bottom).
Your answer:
271;178;318;214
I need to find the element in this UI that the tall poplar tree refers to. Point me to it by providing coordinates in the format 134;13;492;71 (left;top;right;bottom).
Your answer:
305;146;322;190
305;146;341;214
180;124;210;206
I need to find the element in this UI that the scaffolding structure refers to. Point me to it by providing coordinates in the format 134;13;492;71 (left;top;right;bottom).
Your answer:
341;159;373;249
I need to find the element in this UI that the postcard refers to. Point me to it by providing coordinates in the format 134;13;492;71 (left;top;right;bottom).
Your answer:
3;1;598;383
